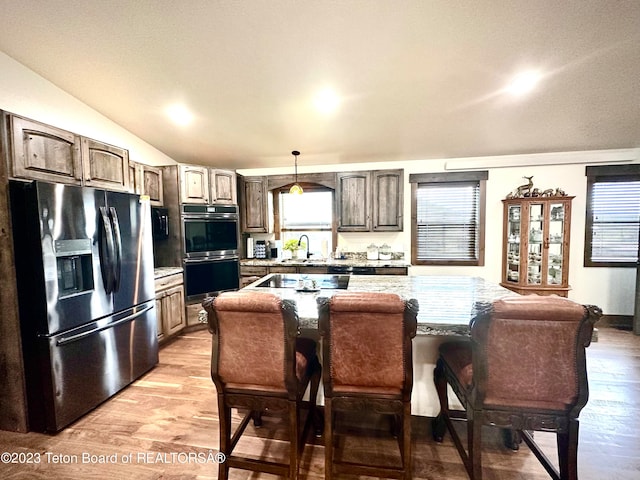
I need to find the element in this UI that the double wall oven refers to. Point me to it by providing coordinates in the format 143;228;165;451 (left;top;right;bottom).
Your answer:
182;204;240;300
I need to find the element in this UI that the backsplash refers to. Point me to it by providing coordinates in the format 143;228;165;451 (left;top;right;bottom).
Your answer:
338;250;405;261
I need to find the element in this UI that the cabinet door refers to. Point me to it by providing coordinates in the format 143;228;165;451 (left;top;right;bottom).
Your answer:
180;165;209;204
210;169;237;204
142;165;164;206
525;202;545;288
337;171;371;231
545;200;571;289
372;169;403;231
155;297;165;342
240;176;269;233
9;115;83;184
81;137;130;191
162;285;186;337
525;200;572;291
503;202;522;285
129;161;142;194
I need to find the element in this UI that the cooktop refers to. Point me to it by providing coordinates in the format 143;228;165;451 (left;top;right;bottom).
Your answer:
254;274;350;290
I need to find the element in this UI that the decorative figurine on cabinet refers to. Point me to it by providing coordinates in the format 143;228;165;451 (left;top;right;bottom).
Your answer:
506;176;534;198
505;176;569;200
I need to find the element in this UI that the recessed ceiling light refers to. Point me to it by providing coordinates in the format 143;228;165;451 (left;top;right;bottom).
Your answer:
313;88;340;114
505;70;542;96
165;103;194;126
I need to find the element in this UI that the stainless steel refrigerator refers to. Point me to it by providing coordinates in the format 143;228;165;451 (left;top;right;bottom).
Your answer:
10;180;158;432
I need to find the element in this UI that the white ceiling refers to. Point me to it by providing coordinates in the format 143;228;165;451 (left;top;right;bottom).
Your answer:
0;0;639;170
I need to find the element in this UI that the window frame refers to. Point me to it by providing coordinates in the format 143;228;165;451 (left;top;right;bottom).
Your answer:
584;164;640;268
410;171;487;266
273;184;337;253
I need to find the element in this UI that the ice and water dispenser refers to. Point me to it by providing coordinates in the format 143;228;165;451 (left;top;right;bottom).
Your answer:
55;239;94;297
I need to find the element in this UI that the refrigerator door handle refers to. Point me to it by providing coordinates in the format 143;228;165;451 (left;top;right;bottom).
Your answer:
54;304;154;346
109;206;122;293
98;206;116;294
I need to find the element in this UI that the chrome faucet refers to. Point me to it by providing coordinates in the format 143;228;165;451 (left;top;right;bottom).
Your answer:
298;234;311;259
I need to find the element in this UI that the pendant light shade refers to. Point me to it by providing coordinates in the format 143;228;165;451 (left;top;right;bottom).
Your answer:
289;150;303;195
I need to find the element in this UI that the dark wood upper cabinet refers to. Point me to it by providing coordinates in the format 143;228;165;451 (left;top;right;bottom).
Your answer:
240;176;269;233
8;114;83;185
81;137;129;191
336;169;404;232
178;165;236;205
130;161;164;205
179;164;210;204
142;165;164;205
6;113;130;192
336;171;371;231
372;169;403;231
210;169;237;204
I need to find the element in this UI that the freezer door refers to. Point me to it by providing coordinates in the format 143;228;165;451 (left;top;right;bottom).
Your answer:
106;190;155;312
31;301;158;432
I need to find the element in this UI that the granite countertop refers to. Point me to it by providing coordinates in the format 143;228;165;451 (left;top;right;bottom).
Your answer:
154;267;184;279
241;258;411;268
242;274;516;336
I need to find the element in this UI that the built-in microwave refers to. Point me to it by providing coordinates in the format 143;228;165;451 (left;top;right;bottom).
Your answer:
151;207;169;240
181;204;239;258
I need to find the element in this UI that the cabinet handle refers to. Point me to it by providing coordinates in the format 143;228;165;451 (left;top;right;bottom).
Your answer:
543;238;549;249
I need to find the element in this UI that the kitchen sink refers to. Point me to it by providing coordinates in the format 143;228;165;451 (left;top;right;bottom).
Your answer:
254;274;350;290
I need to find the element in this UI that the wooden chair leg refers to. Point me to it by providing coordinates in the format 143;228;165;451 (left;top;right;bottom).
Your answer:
252;410;263;427
402;402;412;480
558;419;579;480
289;401;299;479
432;359;449;442
324;397;334;480
309;360;322;437
502;428;522;451
468;409;483;480
218;397;231;480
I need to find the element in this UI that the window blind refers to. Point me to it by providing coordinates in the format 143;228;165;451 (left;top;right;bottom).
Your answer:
416;181;479;261
589;180;640;263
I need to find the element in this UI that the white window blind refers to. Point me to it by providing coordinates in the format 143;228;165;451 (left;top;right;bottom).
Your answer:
589;180;640;263
416;181;480;262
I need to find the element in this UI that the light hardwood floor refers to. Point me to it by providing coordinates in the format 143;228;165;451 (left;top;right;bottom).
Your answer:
0;326;638;479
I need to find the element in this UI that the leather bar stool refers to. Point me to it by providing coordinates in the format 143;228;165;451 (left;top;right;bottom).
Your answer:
203;290;321;479
432;295;602;480
317;292;419;480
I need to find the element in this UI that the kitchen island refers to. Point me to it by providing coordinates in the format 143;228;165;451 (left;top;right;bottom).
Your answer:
244;273;515;335
242;273;516;415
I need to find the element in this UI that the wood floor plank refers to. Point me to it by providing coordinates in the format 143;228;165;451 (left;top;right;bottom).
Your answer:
0;327;638;479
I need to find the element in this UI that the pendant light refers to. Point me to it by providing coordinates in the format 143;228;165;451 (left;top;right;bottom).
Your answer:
289;150;303;195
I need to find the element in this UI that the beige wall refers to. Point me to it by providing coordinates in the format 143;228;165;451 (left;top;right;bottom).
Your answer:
240;150;640;316
0;52;176;166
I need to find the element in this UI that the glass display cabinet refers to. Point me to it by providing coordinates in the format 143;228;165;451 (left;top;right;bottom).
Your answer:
501;196;574;297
